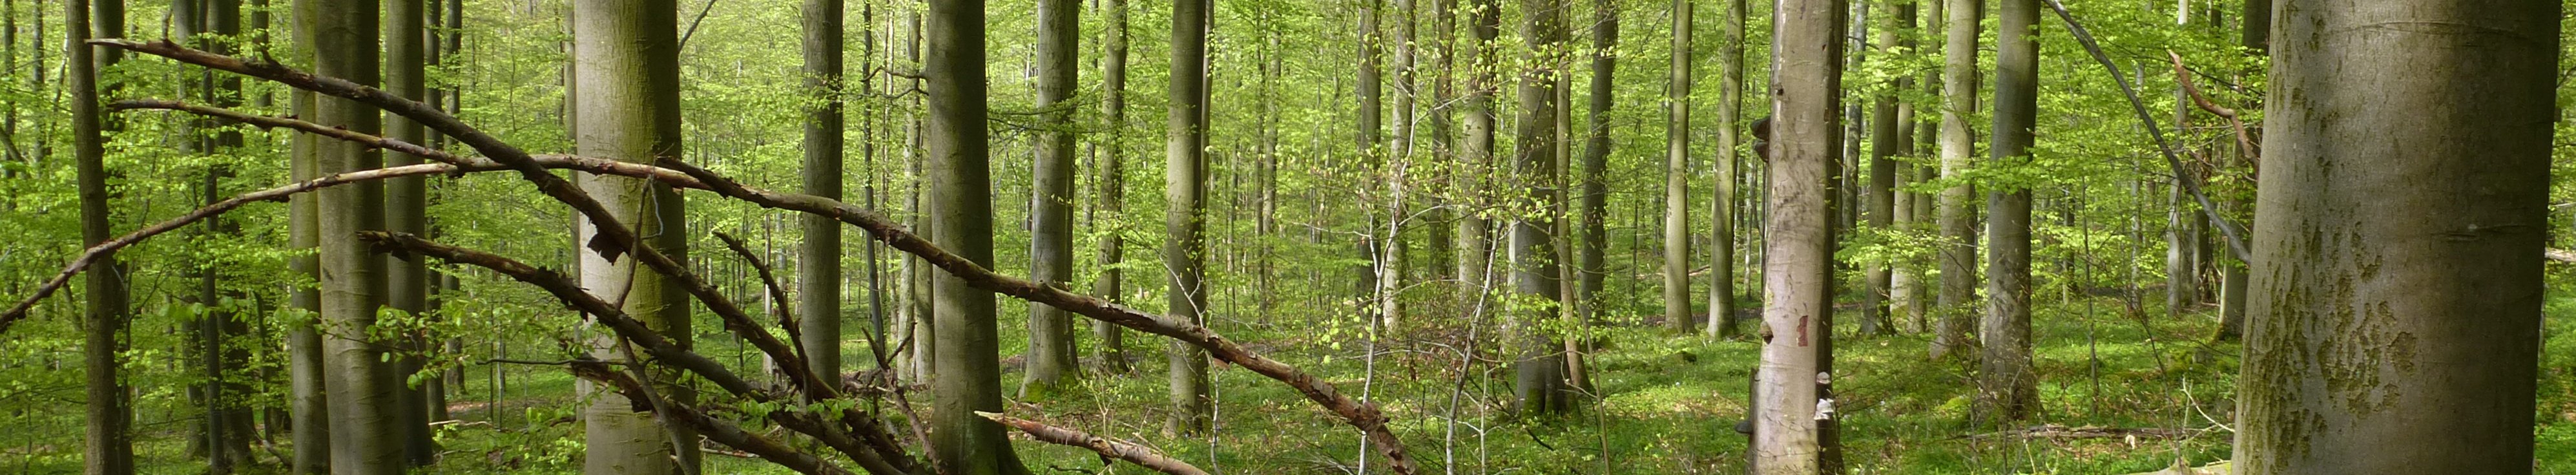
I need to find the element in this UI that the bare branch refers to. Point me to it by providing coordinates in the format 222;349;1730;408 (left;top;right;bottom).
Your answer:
100;39;1416;474
569;360;866;475
975;411;1209;475
715;231;808;370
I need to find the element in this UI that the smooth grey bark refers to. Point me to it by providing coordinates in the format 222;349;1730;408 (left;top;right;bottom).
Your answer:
1885;0;1922;333
1663;0;1692;333
69;0;134;472
1752;0;1844;468
298;0;405;472
1577;0;1614;328
1022;0;1079;394
1860;0;1901;337
382;0;436;465
1454;0;1497;292
569;1;697;473
1509;0;1571;416
1383;0;1415;328
799;0;846;388
1424;0;1454;284
1164;0;1213;434
284;14;330;469
923;1;1035;473
1927;0;1980;361
1707;0;1743;338
1091;0;1130;373
2234;0;2552;472
2165;184;2199;316
1975;0;2035;425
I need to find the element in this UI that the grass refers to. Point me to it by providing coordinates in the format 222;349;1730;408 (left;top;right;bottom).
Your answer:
11;286;2573;474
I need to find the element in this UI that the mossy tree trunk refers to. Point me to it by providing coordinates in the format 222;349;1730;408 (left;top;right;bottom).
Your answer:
2232;0;2553;472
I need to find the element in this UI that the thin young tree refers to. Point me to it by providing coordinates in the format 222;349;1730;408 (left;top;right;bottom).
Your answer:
1927;0;1980;360
799;0;847;389
922;1;1037;472
1165;0;1214;434
1664;0;1693;333
69;0;135;472
569;1;698;472
1023;0;1080;393
2232;0;2553;472
1752;0;1846;468
1975;0;2035;424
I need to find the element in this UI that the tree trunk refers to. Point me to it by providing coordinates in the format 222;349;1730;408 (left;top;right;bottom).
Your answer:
1092;0;1130;373
1752;0;1844;469
1664;0;1693;333
1455;0;1499;295
799;0;847;391
1164;0;1214;434
1975;0;2035;425
1885;0;1922;334
1018;0;1080;395
1577;0;1613;331
922;1;1033;472
297;0;407;472
1708;0;1743;338
2234;1;2551;472
1384;0;1416;329
382;0;437;465
69;0;134;471
1927;0;1980;361
1509;0;1571;416
284;19;331;469
570;1;698;473
1861;0;1901;337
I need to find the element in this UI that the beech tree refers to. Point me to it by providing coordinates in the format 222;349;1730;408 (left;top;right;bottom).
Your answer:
1750;0;1844;470
2232;0;2553;472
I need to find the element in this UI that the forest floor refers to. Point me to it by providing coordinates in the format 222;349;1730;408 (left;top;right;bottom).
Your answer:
25;289;2576;474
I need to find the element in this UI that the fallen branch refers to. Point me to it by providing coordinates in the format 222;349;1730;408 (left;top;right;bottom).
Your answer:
568;359;867;475
101;39;1415;474
366;231;912;475
714;231;807;369
975;412;1209;475
1958;424;2205;441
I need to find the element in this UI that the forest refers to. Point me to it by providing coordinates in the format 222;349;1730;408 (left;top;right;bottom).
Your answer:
0;0;2566;473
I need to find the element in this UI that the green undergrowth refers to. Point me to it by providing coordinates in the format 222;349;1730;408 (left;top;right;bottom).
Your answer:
41;287;2576;474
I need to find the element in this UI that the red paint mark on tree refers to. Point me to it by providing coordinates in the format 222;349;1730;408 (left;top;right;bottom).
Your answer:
1797;315;1810;347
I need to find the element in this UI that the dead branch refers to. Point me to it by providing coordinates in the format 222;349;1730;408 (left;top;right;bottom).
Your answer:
2041;1;2251;264
366;231;913;475
0;162;455;334
103;39;1415;474
975;411;1209;475
568;360;867;475
1959;424;2205;441
2167;51;2258;171
714;231;807;367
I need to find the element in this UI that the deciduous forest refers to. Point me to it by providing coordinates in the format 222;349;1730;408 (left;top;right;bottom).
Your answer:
0;0;2566;473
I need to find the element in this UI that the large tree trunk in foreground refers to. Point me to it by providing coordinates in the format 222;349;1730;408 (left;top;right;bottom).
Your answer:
924;1;1036;472
70;0;135;472
800;0;847;390
1164;0;1214;435
1455;0;1498;295
570;1;698;473
1752;0;1844;469
2232;0;2553;473
1022;0;1081;394
1577;0;1613;329
1975;0;2035;425
1927;0;1980;361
